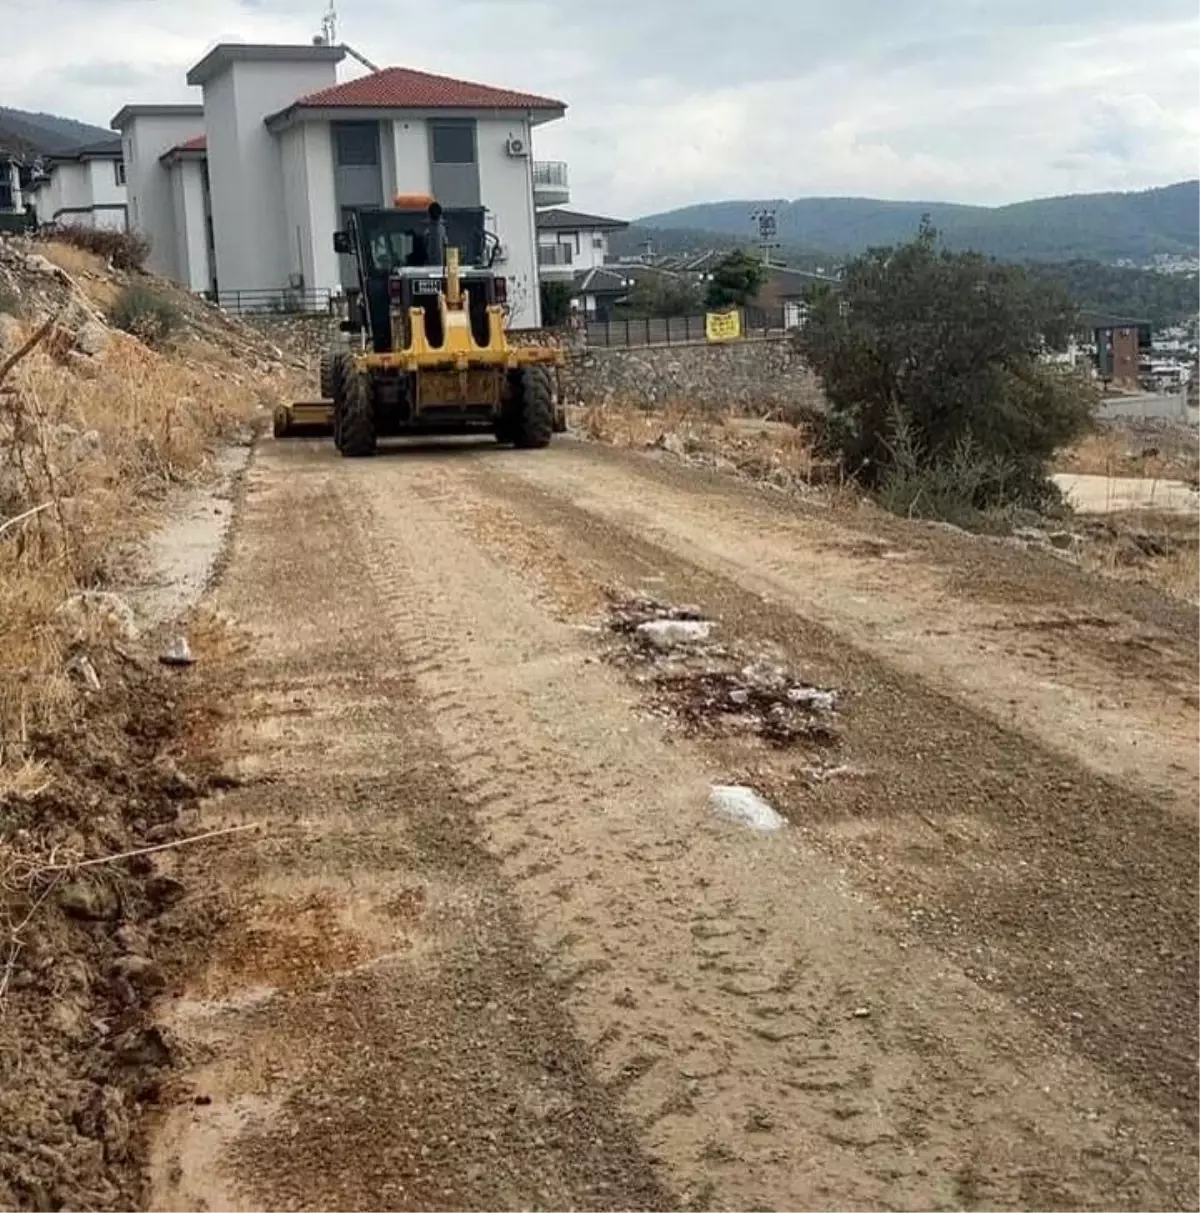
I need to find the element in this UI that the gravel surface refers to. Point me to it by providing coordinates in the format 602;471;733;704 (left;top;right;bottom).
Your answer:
145;434;1198;1212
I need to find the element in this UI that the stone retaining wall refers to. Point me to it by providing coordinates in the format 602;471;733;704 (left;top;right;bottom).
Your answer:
565;336;826;416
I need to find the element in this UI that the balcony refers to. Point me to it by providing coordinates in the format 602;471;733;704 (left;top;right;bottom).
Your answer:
533;160;569;206
537;242;574;280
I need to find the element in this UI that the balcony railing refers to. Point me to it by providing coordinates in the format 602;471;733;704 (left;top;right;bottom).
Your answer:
537;244;573;267
532;160;568;189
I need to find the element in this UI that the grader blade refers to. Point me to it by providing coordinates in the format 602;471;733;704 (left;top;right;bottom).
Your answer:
273;401;334;439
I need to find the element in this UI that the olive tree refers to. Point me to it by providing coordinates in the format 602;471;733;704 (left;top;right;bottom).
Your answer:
797;219;1095;516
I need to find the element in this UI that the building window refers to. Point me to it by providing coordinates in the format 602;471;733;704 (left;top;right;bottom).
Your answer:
430;120;476;164
592;235;604;249
115;160;126;186
334;123;379;167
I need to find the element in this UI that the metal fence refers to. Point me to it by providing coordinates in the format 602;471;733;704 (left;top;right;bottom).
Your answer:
584;306;788;348
0;210;36;235
208;287;336;316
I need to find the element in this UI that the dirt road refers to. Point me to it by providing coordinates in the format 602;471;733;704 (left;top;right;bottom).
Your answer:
148;435;1198;1212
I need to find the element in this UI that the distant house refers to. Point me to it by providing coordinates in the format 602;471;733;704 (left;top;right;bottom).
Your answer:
753;265;837;328
535;207;628;284
1092;318;1152;384
572;266;631;319
25;138;127;230
112;43;567;327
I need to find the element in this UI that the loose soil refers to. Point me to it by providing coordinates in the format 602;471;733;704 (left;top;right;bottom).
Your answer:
0;619;238;1211
139;433;1195;1212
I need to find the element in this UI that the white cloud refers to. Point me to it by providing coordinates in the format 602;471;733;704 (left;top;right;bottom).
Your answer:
0;0;1196;218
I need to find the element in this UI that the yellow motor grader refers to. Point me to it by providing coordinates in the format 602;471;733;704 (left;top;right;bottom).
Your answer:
274;195;566;455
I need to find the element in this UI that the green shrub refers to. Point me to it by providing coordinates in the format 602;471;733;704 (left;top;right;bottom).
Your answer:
705;249;767;309
872;410;1062;531
797;217;1096;520
539;280;574;327
43;223;151;271
107;283;180;347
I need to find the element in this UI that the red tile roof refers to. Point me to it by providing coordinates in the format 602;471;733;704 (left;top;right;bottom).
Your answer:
159;134;207;163
291;66;565;112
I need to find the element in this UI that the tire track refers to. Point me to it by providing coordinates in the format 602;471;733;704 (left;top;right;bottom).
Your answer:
147;450;674;1213
333;448;1193;1212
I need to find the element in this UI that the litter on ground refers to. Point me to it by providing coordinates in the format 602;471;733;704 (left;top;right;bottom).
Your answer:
709;784;786;832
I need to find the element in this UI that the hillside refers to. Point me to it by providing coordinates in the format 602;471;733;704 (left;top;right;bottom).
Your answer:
0;106;113;157
638;181;1200;264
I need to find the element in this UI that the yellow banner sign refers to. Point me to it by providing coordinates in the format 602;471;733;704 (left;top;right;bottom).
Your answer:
705;309;741;343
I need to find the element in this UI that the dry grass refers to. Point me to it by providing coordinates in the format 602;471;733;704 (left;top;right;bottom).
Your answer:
0;313;274;772
576;398;840;492
1077;510;1200;602
1057;426;1200;484
34;242;122;310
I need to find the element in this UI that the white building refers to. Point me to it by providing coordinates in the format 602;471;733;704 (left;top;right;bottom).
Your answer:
158;135;214;294
535;207;628;283
26;138;127;230
110;105;206;281
111;43;569;328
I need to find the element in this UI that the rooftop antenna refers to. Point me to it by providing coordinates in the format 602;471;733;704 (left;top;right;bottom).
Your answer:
312;0;382;72
319;0;337;45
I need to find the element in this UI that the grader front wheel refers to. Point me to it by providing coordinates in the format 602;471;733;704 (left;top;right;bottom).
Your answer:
339;371;377;458
511;367;554;449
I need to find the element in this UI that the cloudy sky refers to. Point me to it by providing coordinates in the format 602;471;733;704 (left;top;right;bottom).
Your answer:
1;0;1197;218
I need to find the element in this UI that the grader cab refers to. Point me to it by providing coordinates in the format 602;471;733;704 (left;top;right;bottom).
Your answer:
274;195;565;457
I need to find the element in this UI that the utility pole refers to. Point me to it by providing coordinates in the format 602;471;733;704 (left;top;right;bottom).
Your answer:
750;207;779;268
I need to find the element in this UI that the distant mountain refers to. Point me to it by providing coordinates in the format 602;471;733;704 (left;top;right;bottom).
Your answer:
0;107;113;158
637;181;1200;265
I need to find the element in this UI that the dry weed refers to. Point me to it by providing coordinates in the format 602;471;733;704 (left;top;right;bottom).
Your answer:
1078;510;1200;602
1057;426;1200;484
576;398;843;495
0;313;267;762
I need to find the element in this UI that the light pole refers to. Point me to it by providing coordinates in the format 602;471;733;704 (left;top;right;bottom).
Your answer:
751;207;779;267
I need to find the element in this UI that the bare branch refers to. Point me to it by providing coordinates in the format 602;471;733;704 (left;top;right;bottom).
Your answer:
0;314;58;385
0;502;53;541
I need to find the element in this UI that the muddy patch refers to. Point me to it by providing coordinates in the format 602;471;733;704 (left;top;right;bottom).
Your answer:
602;591;842;751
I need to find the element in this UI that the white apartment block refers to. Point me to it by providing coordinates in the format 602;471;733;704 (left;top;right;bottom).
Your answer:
111;43;570;328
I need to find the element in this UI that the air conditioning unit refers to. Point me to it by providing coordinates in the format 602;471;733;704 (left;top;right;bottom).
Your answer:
505;136;528;158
